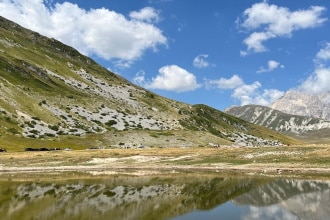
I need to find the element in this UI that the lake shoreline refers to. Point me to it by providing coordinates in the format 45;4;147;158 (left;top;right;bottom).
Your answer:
1;162;330;179
0;145;329;179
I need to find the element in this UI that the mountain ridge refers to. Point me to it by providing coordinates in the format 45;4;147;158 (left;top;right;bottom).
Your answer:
270;90;330;121
0;16;298;150
225;105;330;133
225;104;330;143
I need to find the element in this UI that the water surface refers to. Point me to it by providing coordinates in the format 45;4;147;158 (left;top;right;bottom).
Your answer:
0;173;328;220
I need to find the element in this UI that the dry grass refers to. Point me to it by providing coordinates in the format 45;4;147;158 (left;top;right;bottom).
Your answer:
0;144;329;178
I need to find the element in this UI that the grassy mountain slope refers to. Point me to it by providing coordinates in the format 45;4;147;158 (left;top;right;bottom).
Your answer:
0;16;299;151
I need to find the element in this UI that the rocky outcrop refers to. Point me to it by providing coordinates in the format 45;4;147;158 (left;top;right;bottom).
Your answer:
270;90;330;120
225;105;330;133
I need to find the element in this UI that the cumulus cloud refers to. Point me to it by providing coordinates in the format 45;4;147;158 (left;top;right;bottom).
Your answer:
134;65;201;92
299;68;330;94
239;2;327;54
129;7;160;23
315;42;330;65
233;83;284;106
232;81;262;105
193;54;210;68
206;75;243;89
206;75;283;106
0;0;167;67
299;42;330;94
257;60;284;73
243;32;273;53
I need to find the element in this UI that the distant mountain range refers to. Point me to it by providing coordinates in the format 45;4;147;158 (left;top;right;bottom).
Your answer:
0;16;298;150
225;105;330;133
225;91;330;143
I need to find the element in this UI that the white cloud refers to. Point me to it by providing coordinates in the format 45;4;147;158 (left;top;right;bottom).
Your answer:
0;0;167;67
299;68;330;94
206;75;244;89
239;2;327;54
134;65;201;92
243;32;274;53
315;42;330;64
299;43;330;94
232;81;261;105
206;75;283;106
243;206;297;220
193;54;210;68
240;50;248;57
261;89;285;105
233;83;284;106
133;70;147;85
129;7;160;23
257;60;284;73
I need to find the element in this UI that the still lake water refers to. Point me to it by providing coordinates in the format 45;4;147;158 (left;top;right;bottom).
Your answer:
0;173;329;220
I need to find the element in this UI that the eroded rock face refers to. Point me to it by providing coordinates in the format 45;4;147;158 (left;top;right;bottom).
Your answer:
270;90;330;121
226;89;330;137
225;104;330;133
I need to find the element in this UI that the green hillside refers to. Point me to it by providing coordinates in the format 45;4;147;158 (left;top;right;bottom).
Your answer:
0;16;299;151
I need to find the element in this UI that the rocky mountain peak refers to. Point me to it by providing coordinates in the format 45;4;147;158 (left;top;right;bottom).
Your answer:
270;90;330;120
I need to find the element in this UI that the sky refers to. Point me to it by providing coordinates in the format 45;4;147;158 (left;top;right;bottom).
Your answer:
1;0;330;110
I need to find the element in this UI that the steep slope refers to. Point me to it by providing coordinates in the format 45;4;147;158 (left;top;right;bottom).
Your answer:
225;105;330;133
181;104;296;146
0;16;297;150
270;90;330;120
0;16;185;137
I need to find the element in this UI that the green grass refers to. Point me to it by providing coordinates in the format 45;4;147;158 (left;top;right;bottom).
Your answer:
0;16;302;149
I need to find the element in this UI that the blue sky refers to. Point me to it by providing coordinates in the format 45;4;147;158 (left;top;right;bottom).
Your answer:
1;0;330;110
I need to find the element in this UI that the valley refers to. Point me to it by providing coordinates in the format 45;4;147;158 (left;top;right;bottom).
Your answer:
0;16;328;177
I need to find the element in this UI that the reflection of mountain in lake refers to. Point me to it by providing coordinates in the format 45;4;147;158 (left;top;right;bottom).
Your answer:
0;176;261;220
180;177;264;210
1;180;183;220
233;179;330;219
0;176;328;220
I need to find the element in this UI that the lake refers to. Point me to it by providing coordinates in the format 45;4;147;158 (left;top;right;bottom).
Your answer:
0;172;329;220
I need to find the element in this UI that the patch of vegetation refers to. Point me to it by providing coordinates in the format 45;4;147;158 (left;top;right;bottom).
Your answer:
103;190;116;197
48;125;59;131
91;120;102;126
60;115;67;120
149;133;159;138
56;131;67;135
144;91;154;99
29;130;39;135
7;127;20;134
39;100;47;106
45;133;56;137
25;121;35;128
105;120;117;127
